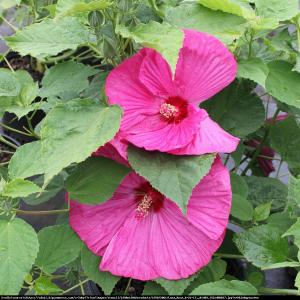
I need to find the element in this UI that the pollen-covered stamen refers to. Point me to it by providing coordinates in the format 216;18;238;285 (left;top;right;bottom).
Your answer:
160;103;179;119
159;96;188;123
135;194;153;220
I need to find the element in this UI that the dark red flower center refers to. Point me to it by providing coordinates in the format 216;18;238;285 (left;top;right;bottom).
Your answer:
135;182;164;220
159;96;188;123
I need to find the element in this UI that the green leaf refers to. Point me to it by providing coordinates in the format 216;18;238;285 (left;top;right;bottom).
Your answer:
34;277;62;295
116;21;183;73
0;69;20;97
0;218;39;295
295;272;300;291
198;0;255;19
81;72;108;100
253;202;271;222
81;246;119;295
231;194;254;221
0;178;42;198
270;117;300;173
185;258;227;294
268;211;295;233
261;261;300;270
254;0;299;21
231;173;248;198
56;0;111;16
23;174;65;206
166;3;247;45
234;224;289;268
266;61;300;109
201;81;265;137
9;99;122;184
286;174;300;215
39;61;98;100
143;282;168;296
5;17;90;59
128;146;215;213
283;218;300;240
66;156;129;204
237;58;269;88
244;176;287;210
190;279;257;295
35;225;83;274
0;0;21;9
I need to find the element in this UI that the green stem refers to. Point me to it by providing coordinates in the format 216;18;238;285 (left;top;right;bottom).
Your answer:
0;16;17;31
241;108;280;176
3;56;15;73
62;279;89;295
79;280;85;295
0;136;18;150
248;29;254;59
88;43;102;57
124;278;132;295
0;122;33;137
14;209;69;216
258;287;299;296
214;253;244;260
42;50;75;63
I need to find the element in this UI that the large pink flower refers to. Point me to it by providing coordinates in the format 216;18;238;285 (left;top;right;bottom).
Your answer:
70;157;231;280
105;29;239;155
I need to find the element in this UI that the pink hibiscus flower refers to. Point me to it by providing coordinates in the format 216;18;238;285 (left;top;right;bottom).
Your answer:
105;29;240;155
70;157;232;280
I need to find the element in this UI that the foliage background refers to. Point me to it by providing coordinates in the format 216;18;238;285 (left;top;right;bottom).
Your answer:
0;0;300;296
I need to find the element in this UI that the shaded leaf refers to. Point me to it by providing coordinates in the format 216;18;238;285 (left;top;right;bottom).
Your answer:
66;156;129;204
128;145;215;213
253;202;271;222
36;225;83;274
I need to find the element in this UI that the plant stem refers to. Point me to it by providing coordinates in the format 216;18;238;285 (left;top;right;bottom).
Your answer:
258;287;299;296
0;16;17;31
62;279;89;295
214;253;244;260
14;209;69;216
124;278;132;295
42;50;75;63
241;108;280;176
0;122;33;137
3;56;15;72
79;280;85;295
0;136;18;150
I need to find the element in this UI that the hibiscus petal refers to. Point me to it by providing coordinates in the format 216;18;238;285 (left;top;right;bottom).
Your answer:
187;157;232;240
175;30;237;104
139;48;176;97
126;105;205;152
100;198;225;280
170;114;239;155
69;173;143;256
93;132;129;166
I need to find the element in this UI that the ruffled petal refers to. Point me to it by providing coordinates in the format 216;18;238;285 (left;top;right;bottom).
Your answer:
170;114;240;155
126;105;205;152
187;157;232;240
139;48;176;97
175;30;237;104
100;198;225;280
93;132;129;166
69;173;144;256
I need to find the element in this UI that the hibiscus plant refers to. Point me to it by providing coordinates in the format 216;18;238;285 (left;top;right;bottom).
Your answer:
0;0;300;297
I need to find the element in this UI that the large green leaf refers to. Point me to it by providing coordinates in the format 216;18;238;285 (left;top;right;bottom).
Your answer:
286;174;300;215
8;99;122;184
198;0;255;19
237;58;269;88
0;178;42;198
143;282;168;296
254;0;299;21
116;21;183;72
190;280;257;295
39;61;98;100
234;224;290;268
270;117;300;173
5;17;90;59
266;61;300;109
56;0;111;16
35;225;83;274
0;69;20;97
128;146;215;213
0;0;21;9
166;3;247;45
0;218;39;295
244;176;287;210
81;246;119;295
201;81;265;137
66;156;129;204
